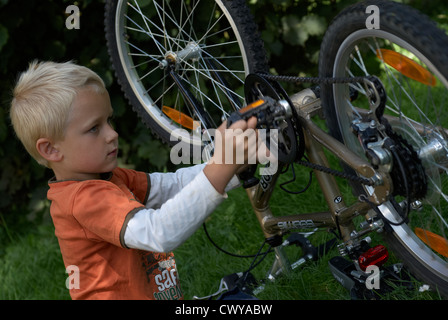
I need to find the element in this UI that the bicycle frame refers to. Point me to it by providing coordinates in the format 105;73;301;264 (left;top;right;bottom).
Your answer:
243;91;394;279
169;57;395;280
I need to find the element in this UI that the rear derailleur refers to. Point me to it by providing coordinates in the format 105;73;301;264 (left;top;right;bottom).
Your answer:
329;77;421;299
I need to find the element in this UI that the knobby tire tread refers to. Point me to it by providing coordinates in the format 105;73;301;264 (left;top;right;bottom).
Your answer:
104;0;268;146
319;0;448;297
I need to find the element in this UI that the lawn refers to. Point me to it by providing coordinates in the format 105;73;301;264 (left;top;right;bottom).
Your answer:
0;159;441;300
174;162;442;300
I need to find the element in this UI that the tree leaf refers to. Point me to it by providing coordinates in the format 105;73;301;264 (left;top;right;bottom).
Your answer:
281;15;308;46
302;15;326;37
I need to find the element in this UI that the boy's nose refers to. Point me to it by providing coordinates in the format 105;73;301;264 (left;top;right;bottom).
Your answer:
106;125;119;143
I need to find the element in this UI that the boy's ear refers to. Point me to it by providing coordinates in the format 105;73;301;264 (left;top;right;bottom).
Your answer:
36;138;63;162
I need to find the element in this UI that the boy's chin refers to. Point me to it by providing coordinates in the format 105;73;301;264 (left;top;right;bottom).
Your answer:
104;162;118;173
97;161;118;175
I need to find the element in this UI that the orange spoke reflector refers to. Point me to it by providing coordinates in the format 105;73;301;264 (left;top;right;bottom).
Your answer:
415;227;448;258
162;106;198;130
376;49;436;87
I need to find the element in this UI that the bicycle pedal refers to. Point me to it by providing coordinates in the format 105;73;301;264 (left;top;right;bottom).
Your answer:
228;272;258;292
217;287;259;300
226;97;291;128
217;272;259;300
193;272;258;300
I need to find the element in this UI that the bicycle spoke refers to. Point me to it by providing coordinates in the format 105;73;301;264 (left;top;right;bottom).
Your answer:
201;50;245;84
197;11;226;45
128;1;166;56
126;41;162;63
145;71;170;95
112;0;255;153
179;72;231;117
137;64;161;82
153;81;177;106
179;57;244;101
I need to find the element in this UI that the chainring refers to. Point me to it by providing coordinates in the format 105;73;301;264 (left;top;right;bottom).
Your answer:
244;74;302;164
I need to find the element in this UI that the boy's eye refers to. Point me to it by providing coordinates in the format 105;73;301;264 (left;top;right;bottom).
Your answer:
89;125;98;133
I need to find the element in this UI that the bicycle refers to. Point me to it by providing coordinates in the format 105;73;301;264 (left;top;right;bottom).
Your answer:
104;0;448;298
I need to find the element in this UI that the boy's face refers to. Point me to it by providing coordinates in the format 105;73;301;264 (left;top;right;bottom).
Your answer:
54;87;119;180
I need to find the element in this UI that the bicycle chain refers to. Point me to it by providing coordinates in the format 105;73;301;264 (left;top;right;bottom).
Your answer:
296;159;374;186
257;73;376;186
258;73;428;198
258;73;368;86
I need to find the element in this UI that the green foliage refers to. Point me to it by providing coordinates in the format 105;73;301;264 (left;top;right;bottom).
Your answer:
0;0;173;238
0;0;447;299
1;0;445;235
248;0;360;76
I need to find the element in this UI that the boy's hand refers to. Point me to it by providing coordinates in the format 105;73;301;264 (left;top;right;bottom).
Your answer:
212;116;258;168
203;117;258;194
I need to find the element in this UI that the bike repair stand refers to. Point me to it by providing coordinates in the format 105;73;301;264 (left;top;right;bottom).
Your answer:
193;232;337;300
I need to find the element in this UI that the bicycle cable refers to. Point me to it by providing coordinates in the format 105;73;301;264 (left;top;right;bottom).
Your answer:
202;222;273;258
279;157;314;194
240;240;272;286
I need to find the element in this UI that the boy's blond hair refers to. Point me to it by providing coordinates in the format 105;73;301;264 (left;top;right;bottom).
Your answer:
10;61;106;167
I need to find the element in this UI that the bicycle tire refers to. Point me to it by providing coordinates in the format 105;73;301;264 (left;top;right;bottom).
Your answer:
319;0;448;297
105;0;268;149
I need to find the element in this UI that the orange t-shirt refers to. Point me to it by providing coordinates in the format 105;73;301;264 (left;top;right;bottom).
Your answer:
47;167;183;300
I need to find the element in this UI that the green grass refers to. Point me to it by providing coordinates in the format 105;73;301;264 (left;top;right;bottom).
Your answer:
0;136;443;300
0;124;443;301
174;163;442;300
0;159;442;300
0;223;70;300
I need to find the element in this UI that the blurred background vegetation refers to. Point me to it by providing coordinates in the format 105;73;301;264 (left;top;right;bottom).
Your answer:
0;0;447;299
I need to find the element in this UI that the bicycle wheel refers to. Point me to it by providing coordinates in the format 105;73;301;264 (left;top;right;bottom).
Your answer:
319;0;448;297
105;0;268;150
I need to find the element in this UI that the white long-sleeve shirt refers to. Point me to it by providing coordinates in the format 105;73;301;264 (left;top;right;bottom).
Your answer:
124;164;240;252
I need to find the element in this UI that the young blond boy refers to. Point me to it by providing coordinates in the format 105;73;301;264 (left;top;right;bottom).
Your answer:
10;61;257;300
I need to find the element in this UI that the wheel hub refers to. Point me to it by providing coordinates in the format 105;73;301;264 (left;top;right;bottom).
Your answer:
159;42;202;69
418;132;448;167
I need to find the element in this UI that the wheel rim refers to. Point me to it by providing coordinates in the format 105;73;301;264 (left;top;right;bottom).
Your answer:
115;0;251;146
332;29;448;280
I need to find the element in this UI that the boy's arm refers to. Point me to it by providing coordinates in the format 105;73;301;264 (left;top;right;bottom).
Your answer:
124;118;257;253
145;164;205;209
124;169;225;252
146;164;240;209
145;117;256;205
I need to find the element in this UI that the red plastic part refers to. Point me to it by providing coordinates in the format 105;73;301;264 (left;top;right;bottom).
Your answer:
358;245;389;271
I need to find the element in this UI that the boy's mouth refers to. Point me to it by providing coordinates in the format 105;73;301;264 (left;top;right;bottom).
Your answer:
108;148;118;157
